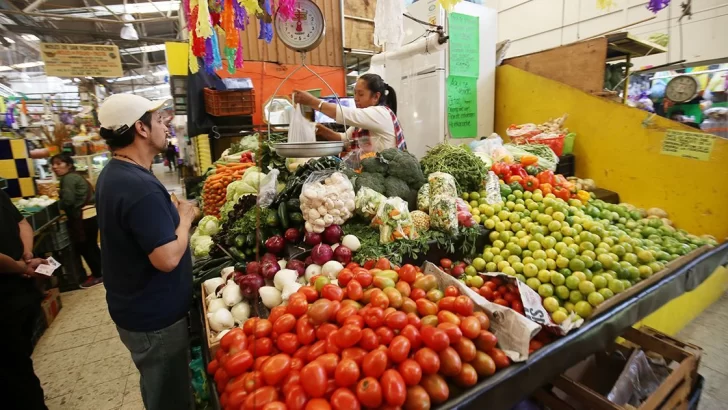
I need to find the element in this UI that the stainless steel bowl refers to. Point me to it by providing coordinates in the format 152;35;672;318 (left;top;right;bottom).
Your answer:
273;142;344;158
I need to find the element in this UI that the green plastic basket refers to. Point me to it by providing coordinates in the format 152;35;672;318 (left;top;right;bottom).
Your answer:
562;133;576;155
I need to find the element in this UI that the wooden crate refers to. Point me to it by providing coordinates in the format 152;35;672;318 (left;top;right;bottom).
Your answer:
201;284;221;358
534;326;701;410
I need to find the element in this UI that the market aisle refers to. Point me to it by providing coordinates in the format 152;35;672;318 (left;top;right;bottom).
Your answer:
677;292;728;410
32;285;145;410
152;162;183;197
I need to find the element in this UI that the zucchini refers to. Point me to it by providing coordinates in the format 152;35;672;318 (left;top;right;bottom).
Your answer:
228;247;245;262
286;198;301;210
278;202;290;230
234;234;246;249
289;212;304;226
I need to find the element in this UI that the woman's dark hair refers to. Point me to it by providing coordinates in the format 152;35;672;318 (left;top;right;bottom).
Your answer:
99;111;153;150
359;73;398;115
50;153;75;171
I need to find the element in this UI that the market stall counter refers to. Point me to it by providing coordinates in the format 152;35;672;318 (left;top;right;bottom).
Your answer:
444;242;728;410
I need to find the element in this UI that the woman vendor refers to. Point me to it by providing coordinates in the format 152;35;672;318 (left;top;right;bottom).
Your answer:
293;73;407;152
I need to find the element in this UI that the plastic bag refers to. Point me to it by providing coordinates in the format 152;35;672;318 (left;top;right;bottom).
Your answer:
258;169;279;209
484;171;503;205
188;346;210;405
300;170;356;233
428;172;457;198
373;197;417;244
288;103;316;143
417;183;430;212
355;187;387;220
607;349;672;406
430;195;458;235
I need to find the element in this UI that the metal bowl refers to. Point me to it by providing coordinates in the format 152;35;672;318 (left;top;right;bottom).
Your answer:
273;142;344;158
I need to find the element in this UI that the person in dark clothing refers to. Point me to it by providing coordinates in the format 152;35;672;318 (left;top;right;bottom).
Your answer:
165;143;178;172
0;188;51;410
97;94;197;410
50;153;103;288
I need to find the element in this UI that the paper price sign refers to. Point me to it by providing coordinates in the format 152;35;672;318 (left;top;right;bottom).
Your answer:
661;129;715;161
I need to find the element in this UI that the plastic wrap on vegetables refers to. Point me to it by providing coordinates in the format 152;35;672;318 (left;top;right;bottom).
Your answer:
417;183;430;212
355;187;387;220
300;170;356;233
430;195;458;235
374;197;418;244
428;172;457;198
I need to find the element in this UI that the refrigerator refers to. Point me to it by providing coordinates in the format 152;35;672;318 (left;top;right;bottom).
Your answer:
393;0;497;159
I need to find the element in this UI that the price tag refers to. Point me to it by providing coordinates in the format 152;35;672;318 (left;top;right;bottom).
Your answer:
35;257;62;276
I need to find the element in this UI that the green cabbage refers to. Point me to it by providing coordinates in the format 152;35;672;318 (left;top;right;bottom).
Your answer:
197;215;220;236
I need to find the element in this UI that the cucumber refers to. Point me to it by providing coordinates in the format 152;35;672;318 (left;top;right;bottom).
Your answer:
286;198;301;210
278;202;290;230
234;234;246;249
228;247;245;261
234;262;247;272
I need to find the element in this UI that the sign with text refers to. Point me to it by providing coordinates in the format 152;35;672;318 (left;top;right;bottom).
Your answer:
447;75;477;138
448;12;479;78
661;129;715;161
40;43;123;78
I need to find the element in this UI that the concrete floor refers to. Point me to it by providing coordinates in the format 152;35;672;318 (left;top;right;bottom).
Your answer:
676;292;728;409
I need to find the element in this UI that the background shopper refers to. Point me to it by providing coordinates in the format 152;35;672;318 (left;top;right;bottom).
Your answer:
50;153;103;288
165;142;178;172
96;94;197;410
0;188;50;410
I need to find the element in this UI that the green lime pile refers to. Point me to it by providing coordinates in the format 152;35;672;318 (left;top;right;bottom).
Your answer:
467;189;717;323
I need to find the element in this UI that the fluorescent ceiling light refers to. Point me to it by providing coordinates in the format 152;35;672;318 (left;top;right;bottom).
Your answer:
108;74;145;82
20;34;39;41
121;44;165;55
4;37;14;44
62;79;73;84
13;61;45;68
0;66;13;72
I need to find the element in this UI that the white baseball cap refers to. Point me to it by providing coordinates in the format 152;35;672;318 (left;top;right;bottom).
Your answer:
98;94;170;134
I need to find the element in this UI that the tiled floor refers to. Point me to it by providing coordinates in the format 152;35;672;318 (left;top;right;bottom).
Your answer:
32;285;144;410
677;292;728;409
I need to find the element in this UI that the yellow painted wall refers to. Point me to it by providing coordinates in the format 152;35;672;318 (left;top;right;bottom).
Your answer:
494;66;728;241
494;65;728;334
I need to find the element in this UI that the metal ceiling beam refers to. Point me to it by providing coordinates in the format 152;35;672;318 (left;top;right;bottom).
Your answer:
7;24;176;43
22;0;48;13
0;9;177;24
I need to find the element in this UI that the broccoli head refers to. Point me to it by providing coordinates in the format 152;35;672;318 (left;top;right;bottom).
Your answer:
361;157;389;175
386;150;427;190
355;172;386;194
379;148;400;163
384;176;411;200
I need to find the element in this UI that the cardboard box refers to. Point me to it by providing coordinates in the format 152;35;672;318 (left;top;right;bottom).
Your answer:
41;287;63;327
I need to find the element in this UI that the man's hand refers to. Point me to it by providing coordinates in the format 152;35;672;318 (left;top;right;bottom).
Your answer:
22;251;33;263
293;90;319;108
176;200;199;225
18;258;48;279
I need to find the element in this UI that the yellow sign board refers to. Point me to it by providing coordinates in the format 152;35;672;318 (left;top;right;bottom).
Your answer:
661;129;715;161
40;43;123;78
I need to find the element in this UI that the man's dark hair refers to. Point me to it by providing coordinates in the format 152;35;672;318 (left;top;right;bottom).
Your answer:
99;111;153;150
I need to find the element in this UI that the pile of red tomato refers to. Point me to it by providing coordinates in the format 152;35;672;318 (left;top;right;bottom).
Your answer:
476;277;524;315
207;259;511;410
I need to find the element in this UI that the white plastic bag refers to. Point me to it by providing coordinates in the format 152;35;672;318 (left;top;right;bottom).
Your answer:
258;169;279;209
288;103;316;143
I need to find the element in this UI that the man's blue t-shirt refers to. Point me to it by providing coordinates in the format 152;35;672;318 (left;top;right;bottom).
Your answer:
96;159;192;332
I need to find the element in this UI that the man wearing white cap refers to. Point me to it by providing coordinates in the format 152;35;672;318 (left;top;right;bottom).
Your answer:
95;94;197;410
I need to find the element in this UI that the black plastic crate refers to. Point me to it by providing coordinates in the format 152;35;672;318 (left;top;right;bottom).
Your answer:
688;374;705;410
35;221;71;254
556;154;575;177
52;247;82;292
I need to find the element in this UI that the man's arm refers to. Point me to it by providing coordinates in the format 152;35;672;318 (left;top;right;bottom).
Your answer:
126;193;197;273
18;219;34;261
0;253;25;275
148;205;195;272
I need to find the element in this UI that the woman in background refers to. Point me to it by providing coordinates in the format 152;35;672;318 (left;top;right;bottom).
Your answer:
50;153;103;288
293;73;407;153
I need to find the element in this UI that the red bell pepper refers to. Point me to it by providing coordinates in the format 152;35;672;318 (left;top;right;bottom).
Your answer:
536;170;555;186
524;176;540;192
509;164;528;180
553;185;570;201
491;163;512;181
539;183;553;195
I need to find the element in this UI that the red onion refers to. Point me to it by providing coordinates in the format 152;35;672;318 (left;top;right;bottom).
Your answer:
285;228;301;243
333;245;352;265
311;243;334;266
246;261;261;276
265;235;285;255
261;261;280;280
287;259;306;277
304;231;322;246
238;274;264;298
322;225;343;245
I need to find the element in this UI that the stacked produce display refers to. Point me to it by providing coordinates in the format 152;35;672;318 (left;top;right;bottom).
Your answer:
190;124;720;409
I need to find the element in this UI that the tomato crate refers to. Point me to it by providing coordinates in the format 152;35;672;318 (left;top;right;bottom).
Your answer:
203;88;255;117
532;326;701;410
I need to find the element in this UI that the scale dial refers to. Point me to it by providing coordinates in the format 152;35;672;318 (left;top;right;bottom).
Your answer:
665;75;699;103
274;0;326;52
